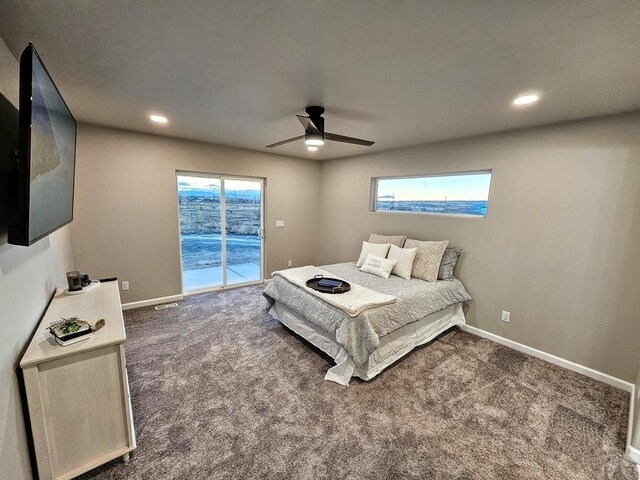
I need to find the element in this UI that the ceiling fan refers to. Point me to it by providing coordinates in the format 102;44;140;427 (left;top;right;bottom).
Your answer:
266;106;375;150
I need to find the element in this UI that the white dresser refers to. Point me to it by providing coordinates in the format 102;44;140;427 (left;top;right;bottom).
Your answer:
20;281;136;480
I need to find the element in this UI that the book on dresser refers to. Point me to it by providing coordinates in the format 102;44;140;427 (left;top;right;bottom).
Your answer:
52;331;93;346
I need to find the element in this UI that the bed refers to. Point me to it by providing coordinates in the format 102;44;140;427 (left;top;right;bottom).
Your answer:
263;262;472;385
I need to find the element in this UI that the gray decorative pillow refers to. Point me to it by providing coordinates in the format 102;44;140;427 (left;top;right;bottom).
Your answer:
368;233;407;248
404;239;449;282
438;248;462;279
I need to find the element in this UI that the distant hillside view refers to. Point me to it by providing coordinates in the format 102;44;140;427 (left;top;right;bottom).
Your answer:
376;200;488;217
178;188;260;235
177;181;262;278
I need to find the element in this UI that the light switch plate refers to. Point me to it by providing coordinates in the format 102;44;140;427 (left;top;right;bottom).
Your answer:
276;220;285;228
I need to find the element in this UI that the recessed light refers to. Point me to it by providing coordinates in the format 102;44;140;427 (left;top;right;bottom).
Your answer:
149;114;168;124
307;146;318;152
512;93;541;106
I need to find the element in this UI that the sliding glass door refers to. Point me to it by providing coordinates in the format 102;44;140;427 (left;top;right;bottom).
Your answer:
177;173;263;293
223;178;263;286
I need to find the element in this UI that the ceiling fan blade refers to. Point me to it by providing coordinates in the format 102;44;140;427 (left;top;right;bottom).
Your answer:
265;135;304;148
296;115;321;134
324;132;375;146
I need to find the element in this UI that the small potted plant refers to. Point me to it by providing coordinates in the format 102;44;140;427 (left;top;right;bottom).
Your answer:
48;317;93;346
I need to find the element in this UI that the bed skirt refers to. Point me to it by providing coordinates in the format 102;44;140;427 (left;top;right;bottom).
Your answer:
268;301;466;386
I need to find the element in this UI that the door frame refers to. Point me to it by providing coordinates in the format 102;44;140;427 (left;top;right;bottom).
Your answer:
175;170;265;295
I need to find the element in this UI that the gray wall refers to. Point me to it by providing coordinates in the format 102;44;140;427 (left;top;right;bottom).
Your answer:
318;114;640;382
0;37;75;480
71;124;321;304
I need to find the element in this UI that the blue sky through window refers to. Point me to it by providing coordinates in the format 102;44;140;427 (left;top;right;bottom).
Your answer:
376;172;491;202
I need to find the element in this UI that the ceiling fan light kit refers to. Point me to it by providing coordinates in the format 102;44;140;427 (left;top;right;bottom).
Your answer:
304;133;324;146
266;106;374;150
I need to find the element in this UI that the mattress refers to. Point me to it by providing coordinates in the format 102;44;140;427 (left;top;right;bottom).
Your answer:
263;262;472;367
269;300;466;385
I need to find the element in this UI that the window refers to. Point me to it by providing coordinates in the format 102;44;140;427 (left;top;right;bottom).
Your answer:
371;171;492;217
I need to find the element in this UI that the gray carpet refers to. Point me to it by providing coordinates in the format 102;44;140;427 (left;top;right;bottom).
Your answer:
79;285;636;479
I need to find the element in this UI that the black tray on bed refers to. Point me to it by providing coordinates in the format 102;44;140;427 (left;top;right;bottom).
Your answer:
305;275;351;294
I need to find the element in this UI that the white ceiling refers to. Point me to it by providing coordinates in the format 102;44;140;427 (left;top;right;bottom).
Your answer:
0;1;639;160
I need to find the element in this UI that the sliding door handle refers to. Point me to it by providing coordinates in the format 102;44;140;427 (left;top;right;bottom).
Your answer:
258;227;264;239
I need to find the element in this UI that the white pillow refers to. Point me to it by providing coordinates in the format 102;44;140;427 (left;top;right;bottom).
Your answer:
387;244;417;280
355;241;391;267
359;254;398;279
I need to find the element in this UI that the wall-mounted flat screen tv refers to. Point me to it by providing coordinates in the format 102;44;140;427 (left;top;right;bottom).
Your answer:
8;44;77;246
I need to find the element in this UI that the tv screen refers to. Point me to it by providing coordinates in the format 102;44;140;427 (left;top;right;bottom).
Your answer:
8;44;77;246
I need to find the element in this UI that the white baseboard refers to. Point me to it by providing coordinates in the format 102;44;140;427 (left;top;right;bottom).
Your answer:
626;445;640;464
627;388;639;465
121;294;184;311
460;324;633;392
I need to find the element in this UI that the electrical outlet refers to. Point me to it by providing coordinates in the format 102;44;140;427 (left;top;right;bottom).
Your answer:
276;220;285;228
122;281;130;291
287;260;293;267
501;310;510;323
